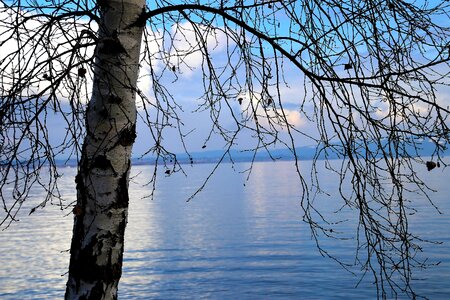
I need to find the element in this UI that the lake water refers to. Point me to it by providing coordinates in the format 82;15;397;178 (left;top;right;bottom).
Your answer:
0;160;449;299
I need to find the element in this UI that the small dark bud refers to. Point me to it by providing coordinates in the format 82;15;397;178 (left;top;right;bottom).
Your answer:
344;63;352;70
426;161;438;171
238;97;243;105
202;145;206;149
172;65;176;72
73;205;84;216
78;67;87;77
165;170;171;175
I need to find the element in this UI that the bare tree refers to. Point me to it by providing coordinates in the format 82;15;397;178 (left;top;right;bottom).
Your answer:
1;0;449;299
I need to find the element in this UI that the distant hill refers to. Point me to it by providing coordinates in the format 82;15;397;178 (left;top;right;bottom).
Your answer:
53;139;448;167
130;139;449;166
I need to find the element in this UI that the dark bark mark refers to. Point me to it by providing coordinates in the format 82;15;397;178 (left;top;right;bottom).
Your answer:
128;6;147;28
118;124;136;146
69;231;123;282
91;155;112;170
72;155;88;239
75;173;83;187
73;205;84;216
98;107;109;119
90;155;118;177
96;0;110;10
99;38;127;56
118;211;127;234
84;106;94;135
86;281;104;300
113;161;130;209
74;158;88;216
108;94;122;104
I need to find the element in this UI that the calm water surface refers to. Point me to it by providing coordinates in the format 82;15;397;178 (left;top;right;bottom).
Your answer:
0;161;449;299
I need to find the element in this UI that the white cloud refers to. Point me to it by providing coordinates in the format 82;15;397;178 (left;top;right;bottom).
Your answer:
168;21;228;77
283;109;305;127
235;88;307;130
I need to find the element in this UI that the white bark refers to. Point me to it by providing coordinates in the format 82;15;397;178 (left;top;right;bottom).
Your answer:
65;0;145;299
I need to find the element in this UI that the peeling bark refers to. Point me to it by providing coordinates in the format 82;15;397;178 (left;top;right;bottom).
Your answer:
65;0;145;298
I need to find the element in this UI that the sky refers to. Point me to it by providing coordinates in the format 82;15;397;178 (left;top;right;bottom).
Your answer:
0;3;317;159
1;0;449;160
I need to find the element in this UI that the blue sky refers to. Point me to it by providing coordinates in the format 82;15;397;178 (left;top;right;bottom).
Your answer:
1;0;449;160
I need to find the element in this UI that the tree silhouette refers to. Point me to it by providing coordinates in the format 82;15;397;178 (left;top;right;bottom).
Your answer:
1;0;449;298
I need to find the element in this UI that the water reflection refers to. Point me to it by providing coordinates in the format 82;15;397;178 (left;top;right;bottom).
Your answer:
0;161;449;299
0;167;75;299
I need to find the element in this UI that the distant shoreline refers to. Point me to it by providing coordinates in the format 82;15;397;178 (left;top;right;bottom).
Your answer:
25;139;446;168
56;151;449;168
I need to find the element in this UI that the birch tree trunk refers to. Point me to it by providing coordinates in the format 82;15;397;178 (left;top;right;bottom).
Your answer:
65;0;145;298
